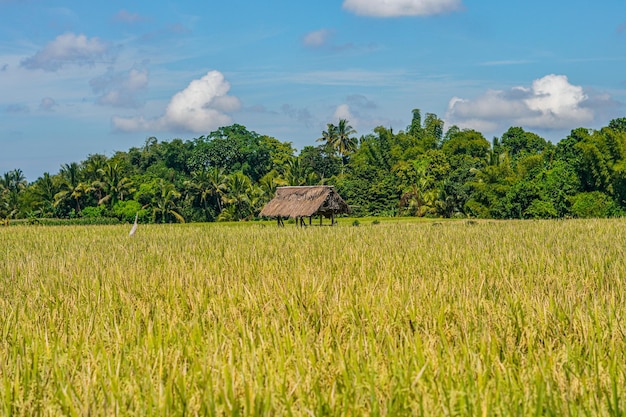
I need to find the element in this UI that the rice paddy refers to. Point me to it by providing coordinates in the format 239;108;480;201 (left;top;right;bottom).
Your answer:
1;218;625;416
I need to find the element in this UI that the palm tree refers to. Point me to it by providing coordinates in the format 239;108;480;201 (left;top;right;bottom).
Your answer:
399;160;435;217
184;166;226;220
335;119;358;159
1;169;27;192
0;181;13;222
54;162;87;214
282;158;319;186
258;171;286;204
317;123;338;148
95;163;134;206
184;170;210;217
151;179;185;223
207;167;228;213
82;154;108;182
0;169;27;219
31;172;58;217
434;182;458;218
222;172;253;220
317;119;357;171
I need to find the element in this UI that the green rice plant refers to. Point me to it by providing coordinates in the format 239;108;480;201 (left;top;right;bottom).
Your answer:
0;219;625;415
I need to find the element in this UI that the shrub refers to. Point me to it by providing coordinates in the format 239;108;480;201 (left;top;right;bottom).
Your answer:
112;200;145;223
81;205;108;218
570;192;623;218
524;199;558;219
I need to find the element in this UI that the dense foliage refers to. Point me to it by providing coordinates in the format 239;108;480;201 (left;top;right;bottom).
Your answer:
3;110;626;223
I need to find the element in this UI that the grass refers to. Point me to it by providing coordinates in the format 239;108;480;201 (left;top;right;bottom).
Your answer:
0;219;625;415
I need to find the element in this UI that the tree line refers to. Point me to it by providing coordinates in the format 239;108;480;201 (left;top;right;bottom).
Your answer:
2;109;626;224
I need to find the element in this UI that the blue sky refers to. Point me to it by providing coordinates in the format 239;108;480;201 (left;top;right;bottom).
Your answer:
1;0;625;180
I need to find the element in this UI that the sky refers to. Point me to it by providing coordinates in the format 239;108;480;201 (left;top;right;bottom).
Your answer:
1;0;625;181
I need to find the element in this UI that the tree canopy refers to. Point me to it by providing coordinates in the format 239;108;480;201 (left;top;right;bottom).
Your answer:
3;109;626;224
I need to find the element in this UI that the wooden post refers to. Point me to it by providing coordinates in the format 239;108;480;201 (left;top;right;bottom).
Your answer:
331;212;335;226
309;216;312;226
320;215;323;226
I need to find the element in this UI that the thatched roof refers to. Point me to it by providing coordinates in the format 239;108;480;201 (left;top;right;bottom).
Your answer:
259;186;350;218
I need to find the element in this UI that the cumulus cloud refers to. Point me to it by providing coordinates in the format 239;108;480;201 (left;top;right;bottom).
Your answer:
112;70;240;133
333;104;355;123
342;0;463;17
330;100;390;132
446;74;614;132
21;33;111;71
303;29;333;48
91;67;149;108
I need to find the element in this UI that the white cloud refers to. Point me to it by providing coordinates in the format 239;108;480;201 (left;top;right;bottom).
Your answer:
333;104;354;122
330;101;390;134
521;75;592;128
342;0;463;17
91;67;149;108
21;33;111;71
112;70;240;133
303;29;333;47
446;74;609;132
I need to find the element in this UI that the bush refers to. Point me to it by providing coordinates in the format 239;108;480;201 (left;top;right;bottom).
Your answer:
112;200;146;223
524;199;558;219
570;192;623;218
464;200;490;218
81;205;108;218
38;218;121;225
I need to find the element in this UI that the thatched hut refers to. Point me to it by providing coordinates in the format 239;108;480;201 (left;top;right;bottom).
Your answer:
259;186;350;226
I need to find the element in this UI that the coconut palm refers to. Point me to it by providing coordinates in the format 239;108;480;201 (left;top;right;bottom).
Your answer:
151;179;185;223
184;166;227;220
1;169;27;192
335;119;358;159
317;119;357;171
94;163;134;206
82;154;108;182
282;157;319;186
258;171;286;203
0;169;27;219
184;170;211;216
399;160;435;217
54;163;88;214
222;172;253;220
30;172;58;217
207;167;228;213
317;123;338;148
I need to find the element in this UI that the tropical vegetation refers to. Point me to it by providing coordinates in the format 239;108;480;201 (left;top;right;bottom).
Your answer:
3;111;626;224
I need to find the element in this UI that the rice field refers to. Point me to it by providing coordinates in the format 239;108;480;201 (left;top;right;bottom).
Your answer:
1;218;625;416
